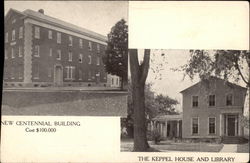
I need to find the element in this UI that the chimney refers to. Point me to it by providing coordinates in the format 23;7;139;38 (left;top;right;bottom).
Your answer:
38;9;44;14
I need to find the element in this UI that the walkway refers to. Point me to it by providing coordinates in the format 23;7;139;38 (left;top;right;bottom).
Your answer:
220;144;237;152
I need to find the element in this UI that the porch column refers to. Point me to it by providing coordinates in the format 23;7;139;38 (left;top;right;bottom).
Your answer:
235;116;238;136
176;120;180;137
150;121;154;132
220;114;223;136
225;115;228;136
238;115;242;136
165;121;168;138
160;123;163;136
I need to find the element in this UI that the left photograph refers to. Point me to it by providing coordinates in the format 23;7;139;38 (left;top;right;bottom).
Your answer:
3;1;128;116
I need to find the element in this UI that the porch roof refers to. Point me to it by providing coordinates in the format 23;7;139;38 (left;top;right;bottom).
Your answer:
152;113;182;122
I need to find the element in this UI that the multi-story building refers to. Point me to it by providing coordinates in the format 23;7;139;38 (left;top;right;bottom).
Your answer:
4;8;110;87
148;77;247;143
181;77;247;141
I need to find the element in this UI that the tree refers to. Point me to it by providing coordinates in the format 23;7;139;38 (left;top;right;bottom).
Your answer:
129;49;150;151
103;19;128;90
154;94;179;115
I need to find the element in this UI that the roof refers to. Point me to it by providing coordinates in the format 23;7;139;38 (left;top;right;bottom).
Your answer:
5;8;107;42
180;76;247;93
152;113;182;121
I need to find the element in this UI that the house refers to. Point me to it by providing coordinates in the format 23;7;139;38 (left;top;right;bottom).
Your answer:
4;8;118;87
148;77;247;143
181;77;247;142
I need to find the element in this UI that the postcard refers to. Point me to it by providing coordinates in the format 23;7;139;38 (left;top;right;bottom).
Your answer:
1;1;249;163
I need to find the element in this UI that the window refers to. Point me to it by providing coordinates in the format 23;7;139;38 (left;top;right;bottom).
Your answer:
97;44;100;53
88;41;92;51
68;52;73;62
116;78;119;85
192;117;199;134
34;45;40;57
79;69;82;80
209;95;215;106
226;94;233;106
34;26;40;39
12;30;15;41
48;30;52;39
79;39;83;48
111;78;114;85
12;19;16;24
10;67;15;79
57;49;61;60
5;32;8;43
11;48;15;58
209;117;216;134
49;48;53;56
18;46;22;57
57;32;61;43
96;56;100;65
69;36;73;46
48;68;52;77
88;55;92;64
4;49;8;60
18;68;23;79
33;64;39;79
79;54;83;63
65;66;75;80
88;71;91;80
192;96;198;107
19;26;23;39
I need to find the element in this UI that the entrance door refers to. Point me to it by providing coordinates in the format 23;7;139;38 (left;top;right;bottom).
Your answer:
54;66;63;86
227;116;236;136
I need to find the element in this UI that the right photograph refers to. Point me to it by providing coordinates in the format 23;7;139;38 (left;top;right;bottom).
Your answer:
121;49;249;153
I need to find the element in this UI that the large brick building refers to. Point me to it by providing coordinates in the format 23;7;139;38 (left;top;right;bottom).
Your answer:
4;8;115;87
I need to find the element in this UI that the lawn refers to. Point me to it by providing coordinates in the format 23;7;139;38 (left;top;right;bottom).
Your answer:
237;143;249;153
121;140;224;152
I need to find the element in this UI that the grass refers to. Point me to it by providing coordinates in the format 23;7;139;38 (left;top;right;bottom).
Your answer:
236;143;249;153
121;140;224;152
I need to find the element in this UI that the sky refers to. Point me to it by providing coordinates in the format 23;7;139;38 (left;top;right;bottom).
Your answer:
4;1;128;36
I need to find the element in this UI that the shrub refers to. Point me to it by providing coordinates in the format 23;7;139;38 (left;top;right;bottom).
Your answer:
152;129;161;144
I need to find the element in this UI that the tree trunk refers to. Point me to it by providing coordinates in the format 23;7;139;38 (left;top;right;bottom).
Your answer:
129;49;150;151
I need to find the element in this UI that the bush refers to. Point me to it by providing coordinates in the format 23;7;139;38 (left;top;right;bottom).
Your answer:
152;129;161;144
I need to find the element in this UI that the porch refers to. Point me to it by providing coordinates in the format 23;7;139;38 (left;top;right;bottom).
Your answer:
149;114;182;139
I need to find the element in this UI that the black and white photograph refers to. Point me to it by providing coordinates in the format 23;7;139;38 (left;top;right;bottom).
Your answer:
2;1;128;116
1;1;249;163
121;49;249;154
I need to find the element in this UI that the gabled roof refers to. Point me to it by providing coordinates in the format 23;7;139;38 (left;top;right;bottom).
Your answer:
180;76;247;93
5;8;107;42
